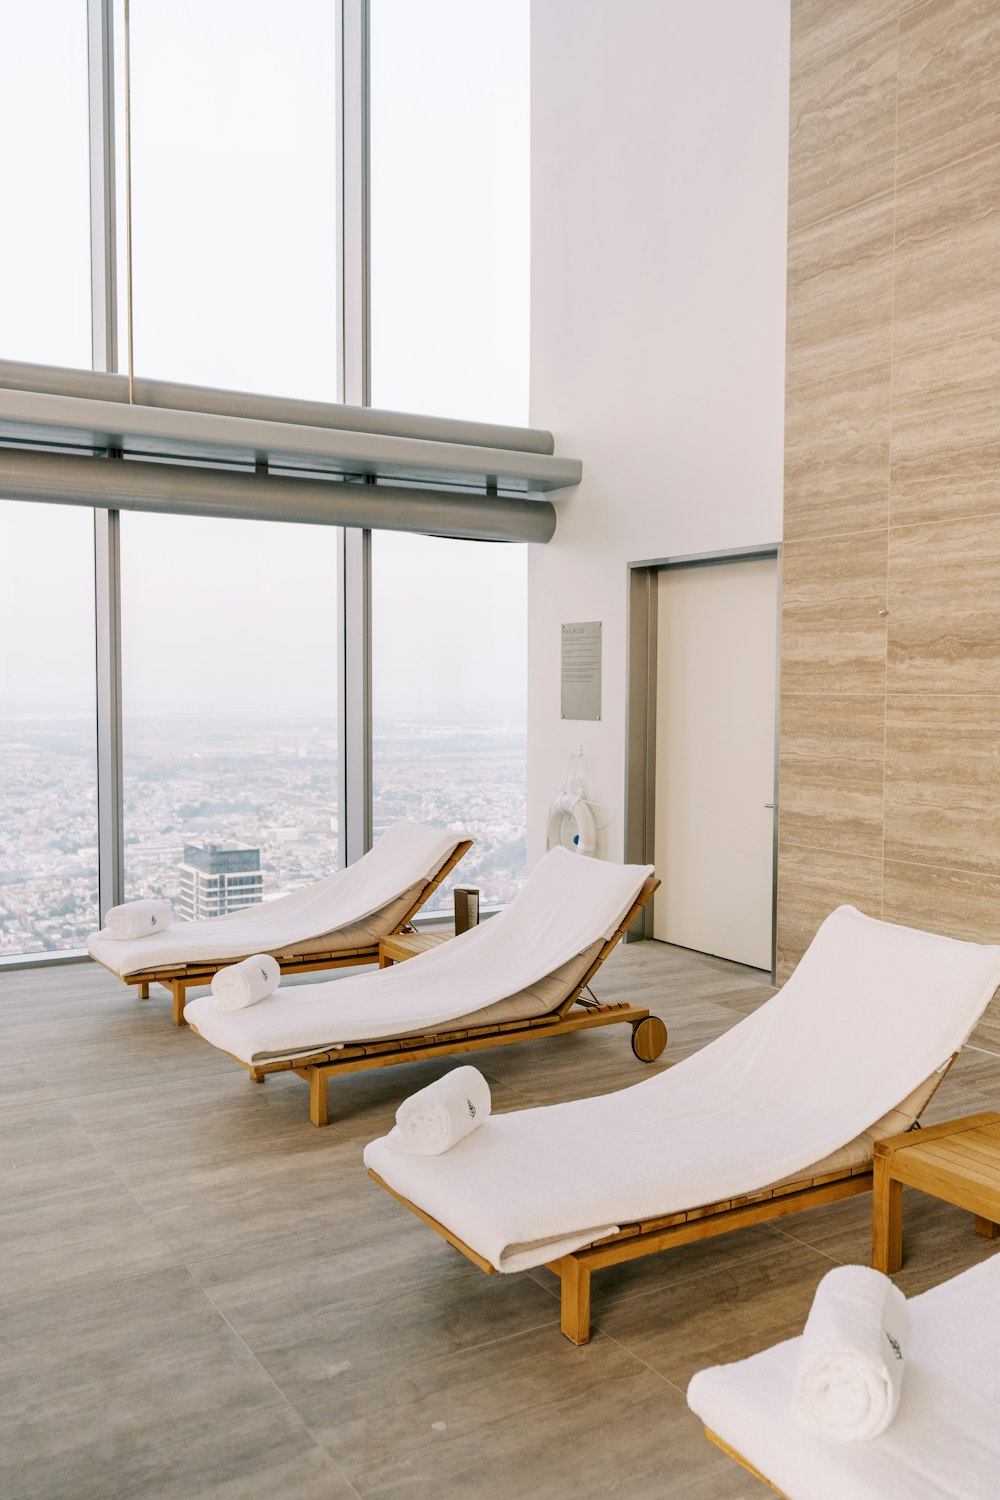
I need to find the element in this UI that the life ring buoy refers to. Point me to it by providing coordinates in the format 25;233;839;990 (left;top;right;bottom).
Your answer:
546;787;598;857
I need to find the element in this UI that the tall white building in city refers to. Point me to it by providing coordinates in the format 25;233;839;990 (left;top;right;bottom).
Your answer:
177;843;263;921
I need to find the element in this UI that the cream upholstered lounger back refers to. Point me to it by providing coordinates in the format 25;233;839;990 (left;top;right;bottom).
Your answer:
272;879;427;960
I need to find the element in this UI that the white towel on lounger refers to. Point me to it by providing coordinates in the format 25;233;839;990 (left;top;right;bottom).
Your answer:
210;954;281;1011
88;821;466;977
388;1067;491;1155
794;1266;909;1441
105;900;174;941
687;1252;1000;1500
363;905;1000;1273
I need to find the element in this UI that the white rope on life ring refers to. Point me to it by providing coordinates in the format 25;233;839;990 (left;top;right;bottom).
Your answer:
546;785;598;857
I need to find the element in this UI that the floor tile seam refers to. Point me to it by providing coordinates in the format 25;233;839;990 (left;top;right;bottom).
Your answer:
72;1134;368;1269
587;1326;689;1398
81;1132;205;1246
0;1258;193;1320
73;1115;361;1187
184;1261;366;1498
527;1226;796;1322
432;1314;566;1361
37;1087;188;1224
767;1225;851;1267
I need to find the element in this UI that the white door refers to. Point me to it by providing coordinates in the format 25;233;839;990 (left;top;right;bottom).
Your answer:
653;556;777;969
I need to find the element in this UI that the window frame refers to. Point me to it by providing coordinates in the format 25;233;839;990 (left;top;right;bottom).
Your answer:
0;0;530;965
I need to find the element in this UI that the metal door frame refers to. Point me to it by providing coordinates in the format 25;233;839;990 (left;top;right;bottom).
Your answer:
624;544;781;979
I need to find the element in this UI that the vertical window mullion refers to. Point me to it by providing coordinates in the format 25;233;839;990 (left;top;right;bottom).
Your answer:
338;0;373;868
87;0;124;918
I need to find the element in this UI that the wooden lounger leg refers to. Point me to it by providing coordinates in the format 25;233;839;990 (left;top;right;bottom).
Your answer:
171;981;186;1027
308;1069;330;1127
554;1255;592;1345
138;981;150;999
872;1155;903;1274
975;1215;1000;1239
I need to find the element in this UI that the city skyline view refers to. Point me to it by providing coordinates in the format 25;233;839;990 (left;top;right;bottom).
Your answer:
0;0;530;962
0;708;527;956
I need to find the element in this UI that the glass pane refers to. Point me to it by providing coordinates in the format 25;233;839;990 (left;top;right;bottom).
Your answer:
0;505;99;954
0;1;92;367
127;0;339;398
120;514;339;910
372;533;527;914
370;0;530;423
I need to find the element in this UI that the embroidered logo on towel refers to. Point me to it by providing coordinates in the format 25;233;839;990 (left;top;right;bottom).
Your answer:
260;968;268;981
467;1099;476;1119
884;1329;903;1361
150;915;158;927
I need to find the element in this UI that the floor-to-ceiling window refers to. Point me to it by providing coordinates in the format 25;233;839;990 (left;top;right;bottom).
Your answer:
369;0;530;910
371;532;527;912
127;0;339;399
0;3;98;956
120;514;340;911
369;0;529;424
0;507;99;955
0;1;92;367
0;0;534;957
118;1;343;916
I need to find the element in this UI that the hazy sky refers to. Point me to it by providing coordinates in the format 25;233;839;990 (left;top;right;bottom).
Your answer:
0;0;528;720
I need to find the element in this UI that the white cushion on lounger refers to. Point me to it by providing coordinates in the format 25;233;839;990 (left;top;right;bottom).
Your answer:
87;821;464;977
687;1251;1000;1500
363;906;1000;1272
233;940;609;1064
184;849;652;1062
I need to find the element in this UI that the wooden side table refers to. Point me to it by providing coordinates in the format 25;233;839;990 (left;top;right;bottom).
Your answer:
872;1111;1000;1274
378;928;454;968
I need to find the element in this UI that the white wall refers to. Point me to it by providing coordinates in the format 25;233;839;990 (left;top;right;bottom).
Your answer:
528;0;791;864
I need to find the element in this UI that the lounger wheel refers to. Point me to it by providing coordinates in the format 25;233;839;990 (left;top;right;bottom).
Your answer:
631;1015;667;1062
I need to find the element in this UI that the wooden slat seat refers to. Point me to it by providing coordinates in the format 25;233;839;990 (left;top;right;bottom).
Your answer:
189;876;663;1125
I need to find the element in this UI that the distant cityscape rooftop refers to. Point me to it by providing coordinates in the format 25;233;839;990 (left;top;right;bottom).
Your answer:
180;842;260;875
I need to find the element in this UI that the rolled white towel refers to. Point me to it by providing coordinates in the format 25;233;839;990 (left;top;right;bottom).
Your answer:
105;900;174;941
794;1265;909;1441
388;1065;491;1155
210;954;281;1011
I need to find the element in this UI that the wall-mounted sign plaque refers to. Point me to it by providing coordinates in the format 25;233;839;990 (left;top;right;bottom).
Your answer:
561;621;602;720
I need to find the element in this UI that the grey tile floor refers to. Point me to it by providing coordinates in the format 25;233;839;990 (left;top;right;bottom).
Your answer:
2;942;999;1499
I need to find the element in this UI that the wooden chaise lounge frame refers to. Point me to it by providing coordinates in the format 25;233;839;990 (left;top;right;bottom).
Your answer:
702;1432;788;1497
95;840;473;1026
368;1055;957;1346
191;876;663;1126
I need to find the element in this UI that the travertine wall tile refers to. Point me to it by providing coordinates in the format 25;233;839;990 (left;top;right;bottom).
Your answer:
883;859;1000;943
887;517;1000;694
891;330;1000;526
783;530;888;607
792;0;898;79
884;698;1000;873
780;0;1000;978
781;693;886;761
781;598;888;696
789;20;898;234
781;531;888;695
776;846;883;982
784;363;891;540
779;754;885;858
894;141;1000;360
786;196;894;390
898;0;1000;188
970;990;1000;1054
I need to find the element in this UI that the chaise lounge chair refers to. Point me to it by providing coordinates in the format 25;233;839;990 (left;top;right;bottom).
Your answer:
184;847;663;1124
363;906;1000;1343
88;821;472;1025
688;1250;1000;1499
